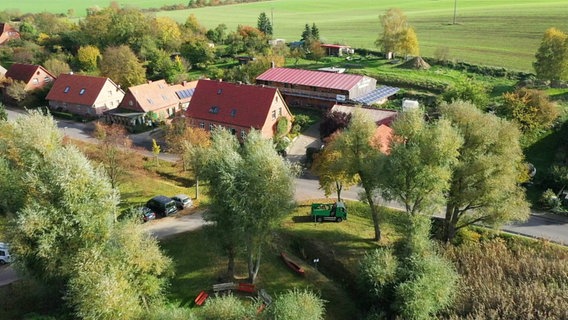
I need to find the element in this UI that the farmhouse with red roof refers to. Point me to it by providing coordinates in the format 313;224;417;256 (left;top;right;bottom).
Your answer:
4;63;55;92
186;79;292;139
46;73;124;116
0;23;20;45
256;67;398;109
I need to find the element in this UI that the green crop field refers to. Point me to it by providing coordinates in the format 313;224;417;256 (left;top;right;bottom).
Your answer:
2;0;568;71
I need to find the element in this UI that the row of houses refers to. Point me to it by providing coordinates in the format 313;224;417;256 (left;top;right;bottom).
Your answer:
1;63;399;140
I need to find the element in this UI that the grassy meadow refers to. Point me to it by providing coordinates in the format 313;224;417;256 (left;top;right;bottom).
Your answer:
1;1;567;71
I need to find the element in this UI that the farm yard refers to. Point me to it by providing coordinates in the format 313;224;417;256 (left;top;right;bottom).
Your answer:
2;0;568;71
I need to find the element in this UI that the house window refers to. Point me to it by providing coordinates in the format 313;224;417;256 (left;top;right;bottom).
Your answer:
44;76;51;83
209;106;219;114
79;88;86;95
128;100;133;106
279;107;282;116
64;86;70;93
230;109;237;117
272;110;276;120
147;98;153;104
231;128;236;135
32;78;39;85
199;122;205;128
209;124;214;131
241;130;246;138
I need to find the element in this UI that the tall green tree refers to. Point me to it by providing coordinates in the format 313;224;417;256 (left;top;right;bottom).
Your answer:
204;129;296;282
331;110;384;241
311;23;320;40
202;128;242;279
257;12;273;36
380;109;462;215
440;101;530;241
533;27;568;81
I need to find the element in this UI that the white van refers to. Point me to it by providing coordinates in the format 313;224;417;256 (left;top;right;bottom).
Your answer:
0;243;12;264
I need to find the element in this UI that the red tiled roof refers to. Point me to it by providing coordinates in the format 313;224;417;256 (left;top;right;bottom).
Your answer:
373;124;394;155
256;67;364;91
0;23;19;44
46;73;116;105
5;63;55;83
121;80;181;112
187;80;279;129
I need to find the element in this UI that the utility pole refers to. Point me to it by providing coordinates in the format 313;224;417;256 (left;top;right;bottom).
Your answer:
453;0;457;24
271;7;274;31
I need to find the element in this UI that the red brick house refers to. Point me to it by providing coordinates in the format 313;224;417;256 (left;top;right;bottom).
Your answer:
0;23;20;45
46;73;124;116
4;63;55;92
186;79;293;139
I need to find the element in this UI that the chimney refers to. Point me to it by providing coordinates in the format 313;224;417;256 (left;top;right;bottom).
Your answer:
182;81;187;86
69;71;73;75
271;61;275;68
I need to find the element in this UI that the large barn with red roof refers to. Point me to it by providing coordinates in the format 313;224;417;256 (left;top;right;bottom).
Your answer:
256;67;399;109
186;79;292;139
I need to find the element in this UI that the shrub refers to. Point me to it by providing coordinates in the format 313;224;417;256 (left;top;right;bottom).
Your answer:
267;289;326;320
196;294;257;320
358;248;398;305
452;227;481;246
540;188;560;209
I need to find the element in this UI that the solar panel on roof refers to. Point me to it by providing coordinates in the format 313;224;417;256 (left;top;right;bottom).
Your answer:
353;86;400;105
176;88;195;99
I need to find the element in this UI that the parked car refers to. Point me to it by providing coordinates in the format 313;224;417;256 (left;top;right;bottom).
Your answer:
0;242;12;264
171;194;193;210
139;206;156;222
146;195;178;218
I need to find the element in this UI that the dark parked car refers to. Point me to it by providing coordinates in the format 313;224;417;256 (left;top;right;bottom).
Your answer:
146;195;178;218
171;194;193;210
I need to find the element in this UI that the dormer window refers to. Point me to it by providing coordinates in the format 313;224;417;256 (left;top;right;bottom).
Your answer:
147;98;154;104
209;106;219;114
64;86;70;93
230;109;237;117
217;89;222;95
79;88;86;95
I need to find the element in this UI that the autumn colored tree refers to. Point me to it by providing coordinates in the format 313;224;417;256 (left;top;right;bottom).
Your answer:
312;133;359;202
499;88;560;132
100;45;146;88
155;17;183;52
93;122;133;191
5;80;27;102
43;57;71;77
376;8;420;57
77;45;101;71
533;27;568;81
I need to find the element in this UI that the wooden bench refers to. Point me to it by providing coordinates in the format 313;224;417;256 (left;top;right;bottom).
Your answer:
237;282;256;293
194;290;208;306
213;282;237;292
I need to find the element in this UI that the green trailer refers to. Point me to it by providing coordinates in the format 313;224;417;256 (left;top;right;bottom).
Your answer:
310;202;347;222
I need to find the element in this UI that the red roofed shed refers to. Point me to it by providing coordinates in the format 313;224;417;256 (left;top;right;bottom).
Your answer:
256;67;376;109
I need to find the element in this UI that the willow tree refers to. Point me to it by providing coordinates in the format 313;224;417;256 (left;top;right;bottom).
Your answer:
380;109;462;216
331;110;384;241
204;129;296;282
440;101;530;241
